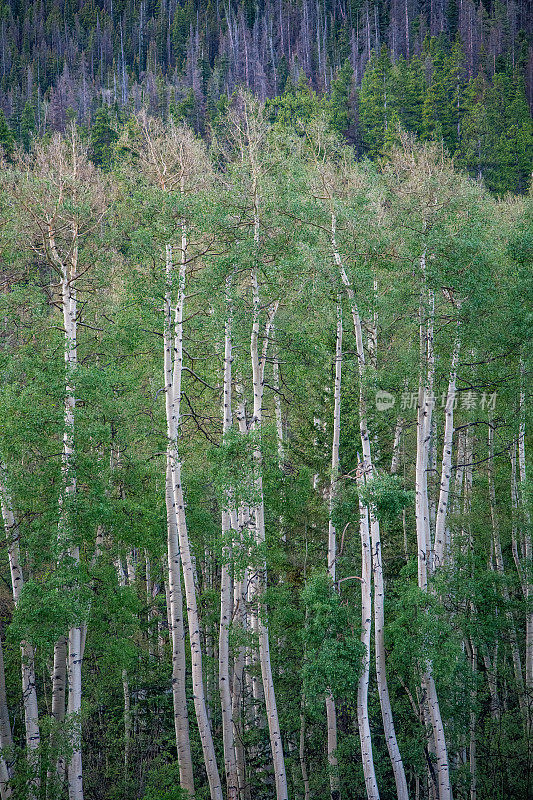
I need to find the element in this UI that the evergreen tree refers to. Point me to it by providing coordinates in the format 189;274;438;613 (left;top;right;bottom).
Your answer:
358;46;395;157
328;58;355;138
19;100;36;151
0;110;15;160
89;105;118;170
422;36;464;152
393;55;425;136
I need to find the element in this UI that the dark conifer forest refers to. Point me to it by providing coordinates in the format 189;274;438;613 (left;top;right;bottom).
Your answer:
0;2;532;800
0;0;532;189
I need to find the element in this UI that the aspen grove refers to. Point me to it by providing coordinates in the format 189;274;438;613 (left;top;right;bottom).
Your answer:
0;96;532;800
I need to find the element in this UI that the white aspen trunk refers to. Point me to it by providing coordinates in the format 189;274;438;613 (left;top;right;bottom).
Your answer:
449;429;466;555
356;474;380;800
80;526;104;664
165;233;223;799
0;637;13;799
163;243;195;796
114;561;133;774
67;615;83;800
231;570;248;800
0;469;40;787
433;332;461;569
391;417;404;475
510;445;526;593
415;273;451;800
461;432;473;558
247;165;287;797
235;392;257;754
467;639;477;800
424;290;435;577
299;696;311;800
165;465;194;791
219;286;239;800
126;550;136;585
326;304;342;800
518;364;532;698
428;418;437;546
271;331;286;546
51;634;67;717
48;209;84;800
145;551;156;660
332;215;408;800
487;424;526;717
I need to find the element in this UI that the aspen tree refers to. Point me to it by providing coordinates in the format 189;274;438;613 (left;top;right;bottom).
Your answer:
231;92;288;800
0;637;12;800
518;362;532;702
326;304;342;800
13;128;106;800
433;314;461;569
135;113;220;796
415;269;452;800
219;278;239;800
382;140;480;800
487;423;526;718
0;468;39;779
302;119;408;796
232;392;251;800
330;210;409;800
356;463;380;800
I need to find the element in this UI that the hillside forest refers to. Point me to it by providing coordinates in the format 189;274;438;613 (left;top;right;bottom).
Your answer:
0;0;533;795
0;79;532;800
0;0;532;192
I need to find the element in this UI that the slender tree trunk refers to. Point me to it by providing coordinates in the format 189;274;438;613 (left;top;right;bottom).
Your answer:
299;696;311;800
391;416;404;475
219;284;239;800
50;634;67;785
165;235;223;800
467;639;477;800
247;166;287;798
332;215;408;800
66;614;83;800
325;304;342;800
433;330;461;569
518;365;532;703
61;250;83;800
163;243;195;796
415;272;451;800
165;464;194;791
488;424;526;718
250;275;287;799
0;468;40;790
356;469;380;800
232;568;248;800
114;560;133;776
0;637;13;799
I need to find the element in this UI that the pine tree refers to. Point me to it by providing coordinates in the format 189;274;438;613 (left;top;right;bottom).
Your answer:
89;105;118;171
328;58;355;138
359;46;394;157
20;100;36;152
422;36;463;152
392;55;424;136
0;111;15;160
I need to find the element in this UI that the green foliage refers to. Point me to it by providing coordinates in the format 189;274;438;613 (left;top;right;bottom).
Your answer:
0;110;15;160
9;561;93;649
328;59;355;136
19;101;36;151
301;572;363;705
89;105;118;170
142;758;189;800
358;474;414;521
